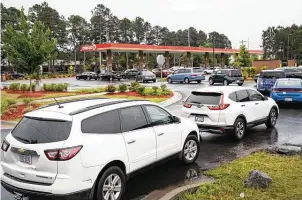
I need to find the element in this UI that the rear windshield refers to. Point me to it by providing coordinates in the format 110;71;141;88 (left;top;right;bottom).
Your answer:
186;92;222;105
229;70;242;77
12;117;72;144
276;80;302;88
193;68;203;73
260;71;285;79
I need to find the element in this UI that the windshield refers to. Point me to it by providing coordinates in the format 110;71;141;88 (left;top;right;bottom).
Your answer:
260;71;285;79
12;117;72;144
276;80;302;88
186;92;222;105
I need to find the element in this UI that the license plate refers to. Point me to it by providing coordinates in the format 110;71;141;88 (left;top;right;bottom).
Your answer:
195;116;204;122
20;154;32;164
285;98;292;102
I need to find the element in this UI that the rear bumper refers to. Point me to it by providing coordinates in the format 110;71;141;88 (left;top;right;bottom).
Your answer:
1;180;91;200
189;76;205;81
198;124;234;134
271;93;302;103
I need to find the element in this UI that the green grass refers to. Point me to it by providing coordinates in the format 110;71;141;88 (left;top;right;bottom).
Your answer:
182;152;302;200
72;87;105;94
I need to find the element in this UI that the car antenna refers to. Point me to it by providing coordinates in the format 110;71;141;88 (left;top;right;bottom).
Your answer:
54;98;63;108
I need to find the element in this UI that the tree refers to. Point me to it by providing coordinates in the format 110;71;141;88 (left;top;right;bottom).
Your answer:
232;45;251;67
3;9;56;91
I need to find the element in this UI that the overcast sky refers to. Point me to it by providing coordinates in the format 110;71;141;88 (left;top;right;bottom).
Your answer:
3;0;302;49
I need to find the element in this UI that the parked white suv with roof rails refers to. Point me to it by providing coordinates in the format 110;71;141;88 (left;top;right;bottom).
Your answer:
181;86;279;140
1;98;200;200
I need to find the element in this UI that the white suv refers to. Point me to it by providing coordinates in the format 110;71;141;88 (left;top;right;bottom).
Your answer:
1;99;200;200
181;86;279;140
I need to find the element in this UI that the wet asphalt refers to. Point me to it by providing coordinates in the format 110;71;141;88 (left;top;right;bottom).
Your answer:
1;80;302;200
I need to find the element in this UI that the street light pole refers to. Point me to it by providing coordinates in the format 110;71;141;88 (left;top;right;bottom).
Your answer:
188;28;190;47
99;14;102;71
212;37;215;67
287;33;291;61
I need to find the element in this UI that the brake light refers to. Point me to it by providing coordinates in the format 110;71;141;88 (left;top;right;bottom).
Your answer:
183;103;192;108
1;140;10;152
207;95;230;110
191;74;198;77
45;146;82;161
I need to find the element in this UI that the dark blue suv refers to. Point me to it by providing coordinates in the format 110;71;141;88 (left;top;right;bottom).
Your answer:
257;70;286;92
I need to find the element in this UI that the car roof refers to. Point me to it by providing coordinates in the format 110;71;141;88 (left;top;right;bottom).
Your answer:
262;70;283;72
276;78;302;81
193;86;252;94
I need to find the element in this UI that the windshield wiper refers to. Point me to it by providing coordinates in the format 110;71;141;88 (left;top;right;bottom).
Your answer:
13;136;30;144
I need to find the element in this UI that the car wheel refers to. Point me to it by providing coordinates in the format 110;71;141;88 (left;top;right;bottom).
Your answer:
197;80;201;84
168;78;173;84
184;78;190;84
96;166;126;200
204;71;207;75
118;79;121;81
223;79;229;86
237;83;243;86
180;135;200;164
209;78;214;85
153;80;156;83
76;77;80;80
233;117;246;140
265;108;278;128
122;75;126;79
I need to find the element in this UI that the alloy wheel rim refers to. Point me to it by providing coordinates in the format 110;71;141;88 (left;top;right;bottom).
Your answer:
271;110;277;125
184;140;198;161
224;80;228;86
209;79;213;84
236;121;244;137
102;174;122;200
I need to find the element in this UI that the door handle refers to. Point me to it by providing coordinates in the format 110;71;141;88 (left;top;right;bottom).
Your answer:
241;105;245;107
127;139;136;144
158;133;164;136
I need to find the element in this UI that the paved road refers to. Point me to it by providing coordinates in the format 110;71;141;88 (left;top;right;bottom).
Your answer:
2;80;302;200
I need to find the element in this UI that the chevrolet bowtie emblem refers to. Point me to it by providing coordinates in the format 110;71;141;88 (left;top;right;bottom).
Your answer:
18;148;25;153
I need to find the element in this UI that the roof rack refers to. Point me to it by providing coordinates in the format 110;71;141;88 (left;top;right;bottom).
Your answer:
69;99;150;115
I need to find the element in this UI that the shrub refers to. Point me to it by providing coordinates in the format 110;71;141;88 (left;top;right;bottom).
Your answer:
262;66;268;70
20;84;29;93
136;85;146;96
152;86;159;96
3;86;8;89
1;100;8;113
23;98;33;105
105;85;116;93
7;99;17;106
8;107;17;113
160;84;170;95
9;83;20;91
30;73;38;79
129;82;140;92
31;83;36;92
118;84;128;93
43;84;49;91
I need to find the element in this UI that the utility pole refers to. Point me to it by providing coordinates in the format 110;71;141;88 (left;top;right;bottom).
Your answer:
287;33;291;61
247;38;250;50
99;13;102;70
188;28;190;47
212;37;215;67
239;40;247;46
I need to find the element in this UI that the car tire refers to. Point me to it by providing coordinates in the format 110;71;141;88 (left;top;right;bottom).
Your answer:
168;78;173;84
197;80;201;84
265;108;278;128
209;78;214;85
237;83;243;86
76;77;80;80
233;117;246;140
204;71;207;75
153;80;156;83
118;79;121;81
223;79;229;86
96;166;126;200
180;135;200;164
184;78;190;84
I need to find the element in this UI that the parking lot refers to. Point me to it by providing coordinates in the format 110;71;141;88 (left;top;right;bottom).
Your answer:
1;78;302;200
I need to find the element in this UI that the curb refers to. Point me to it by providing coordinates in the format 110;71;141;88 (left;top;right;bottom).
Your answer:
158;178;215;200
159;91;182;107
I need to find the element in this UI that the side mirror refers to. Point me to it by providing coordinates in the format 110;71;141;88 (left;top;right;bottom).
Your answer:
263;96;268;101
172;116;181;123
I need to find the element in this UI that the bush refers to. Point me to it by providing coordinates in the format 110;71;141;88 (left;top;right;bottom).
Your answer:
118;84;128;93
152;86;159;96
30;73;38;79
20;84;29;93
31;83;36;92
129;82;140;92
1;100;8;113
9;83;20;91
8;107;17;113
136;85;146;96
3;86;8;89
7;99;17;106
160;84;170;95
262;66;268;70
105;85;116;93
23;98;33;105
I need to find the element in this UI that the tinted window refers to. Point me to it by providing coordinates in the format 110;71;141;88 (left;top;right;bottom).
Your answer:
284;69;298;73
145;106;173;126
12;117;72;144
236;90;249;102
186;92;222;105
230;70;242;77
178;69;185;73
120;106;149;132
260;71;285;79
193;68;203;73
81;110;121;134
220;70;229;74
184;69;191;73
229;92;237;102
247;89;263;101
276;80;302;88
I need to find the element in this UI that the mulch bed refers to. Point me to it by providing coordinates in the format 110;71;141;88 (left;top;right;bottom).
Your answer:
106;91;173;98
1;104;40;121
2;89;71;98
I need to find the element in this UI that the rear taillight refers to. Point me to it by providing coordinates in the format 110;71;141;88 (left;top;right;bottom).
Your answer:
207;95;230;110
191;74;198;77
45;146;82;161
183;103;192;108
1;140;10;152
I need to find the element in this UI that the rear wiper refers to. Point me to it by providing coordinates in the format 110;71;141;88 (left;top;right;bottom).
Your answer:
13;136;30;144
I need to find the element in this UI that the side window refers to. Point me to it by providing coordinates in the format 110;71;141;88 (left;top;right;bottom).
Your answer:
236;90;250;102
120;106;149;132
216;70;222;74
247;89;264;101
184;69;191;73
229;92;237;102
145;105;173;126
178;69;185;74
81;110;121;133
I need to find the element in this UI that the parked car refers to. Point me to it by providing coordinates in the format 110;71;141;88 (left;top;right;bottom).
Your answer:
254;74;260;83
1;98;200;200
11;72;24;79
167;67;205;84
100;71;122;81
203;67;214;74
76;72;99;80
271;78;302;103
275;67;302;79
152;68;169;77
136;71;156;83
181;86;279;140
257;70;286;93
208;69;244;86
122;69;138;79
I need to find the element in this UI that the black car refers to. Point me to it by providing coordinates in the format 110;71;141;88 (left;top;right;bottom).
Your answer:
122;69;138;79
209;69;244;86
76;72;99;80
11;72;24;79
136;71;156;83
100;71;122;81
275;67;302;79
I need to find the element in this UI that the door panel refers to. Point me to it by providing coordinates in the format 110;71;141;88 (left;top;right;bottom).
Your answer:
247;89;268;120
236;90;254;123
